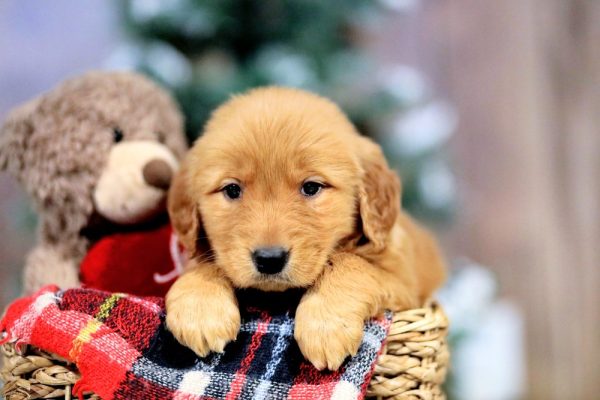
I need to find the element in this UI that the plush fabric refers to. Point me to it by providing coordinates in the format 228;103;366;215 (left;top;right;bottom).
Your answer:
0;71;188;294
80;223;185;297
0;286;391;400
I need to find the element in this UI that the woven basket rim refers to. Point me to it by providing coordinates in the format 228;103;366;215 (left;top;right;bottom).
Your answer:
1;301;449;400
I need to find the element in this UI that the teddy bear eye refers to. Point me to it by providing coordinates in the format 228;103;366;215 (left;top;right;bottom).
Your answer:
156;132;166;144
112;128;124;143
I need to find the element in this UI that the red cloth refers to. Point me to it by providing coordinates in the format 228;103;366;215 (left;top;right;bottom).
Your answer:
0;286;391;400
80;224;185;297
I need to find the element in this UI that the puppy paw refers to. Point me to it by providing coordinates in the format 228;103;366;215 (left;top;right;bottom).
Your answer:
166;291;241;357
294;294;364;371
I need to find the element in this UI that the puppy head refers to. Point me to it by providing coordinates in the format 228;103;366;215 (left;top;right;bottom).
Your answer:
170;87;400;291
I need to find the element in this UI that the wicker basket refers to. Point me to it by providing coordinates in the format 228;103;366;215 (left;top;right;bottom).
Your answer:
1;301;448;400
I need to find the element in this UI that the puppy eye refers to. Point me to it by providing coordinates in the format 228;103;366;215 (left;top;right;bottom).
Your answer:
301;181;324;197
222;183;242;200
112;128;124;143
156;131;166;144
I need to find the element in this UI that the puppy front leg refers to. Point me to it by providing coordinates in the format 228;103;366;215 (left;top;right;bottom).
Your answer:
166;260;240;357
295;252;418;370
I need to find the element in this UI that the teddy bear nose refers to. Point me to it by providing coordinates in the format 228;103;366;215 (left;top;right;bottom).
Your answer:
143;159;173;190
252;247;289;275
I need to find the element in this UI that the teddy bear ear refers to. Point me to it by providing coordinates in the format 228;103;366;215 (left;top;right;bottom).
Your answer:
0;98;40;177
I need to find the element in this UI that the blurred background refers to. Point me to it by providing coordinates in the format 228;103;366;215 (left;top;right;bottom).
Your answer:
0;1;598;399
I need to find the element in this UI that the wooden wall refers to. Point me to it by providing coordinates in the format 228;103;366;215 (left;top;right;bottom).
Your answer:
375;1;599;398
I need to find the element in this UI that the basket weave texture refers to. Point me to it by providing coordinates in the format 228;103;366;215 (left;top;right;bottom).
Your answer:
1;301;448;400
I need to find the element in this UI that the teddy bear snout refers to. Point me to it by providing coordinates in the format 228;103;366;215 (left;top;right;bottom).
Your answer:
94;140;180;225
143;159;173;190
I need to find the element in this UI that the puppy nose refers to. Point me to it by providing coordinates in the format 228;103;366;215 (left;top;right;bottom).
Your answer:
143;159;173;190
252;247;289;275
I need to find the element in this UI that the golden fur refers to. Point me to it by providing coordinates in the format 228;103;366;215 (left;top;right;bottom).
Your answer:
166;87;446;370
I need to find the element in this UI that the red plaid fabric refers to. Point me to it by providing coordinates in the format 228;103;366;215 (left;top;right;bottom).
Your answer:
1;286;391;400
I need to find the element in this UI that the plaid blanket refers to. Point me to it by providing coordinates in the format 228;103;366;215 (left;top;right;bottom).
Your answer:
0;286;391;400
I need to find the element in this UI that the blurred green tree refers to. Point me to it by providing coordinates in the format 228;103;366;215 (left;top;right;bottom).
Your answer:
112;0;456;224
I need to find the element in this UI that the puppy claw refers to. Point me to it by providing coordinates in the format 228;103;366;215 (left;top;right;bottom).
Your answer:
328;357;345;372
314;362;326;371
207;334;234;354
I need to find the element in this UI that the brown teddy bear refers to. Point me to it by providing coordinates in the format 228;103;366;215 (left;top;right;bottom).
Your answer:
0;71;188;295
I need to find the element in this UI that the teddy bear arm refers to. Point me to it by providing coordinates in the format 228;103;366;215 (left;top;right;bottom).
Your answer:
23;244;80;295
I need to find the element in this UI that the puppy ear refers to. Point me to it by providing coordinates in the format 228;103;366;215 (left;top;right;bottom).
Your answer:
0;99;39;176
168;161;202;255
356;138;401;251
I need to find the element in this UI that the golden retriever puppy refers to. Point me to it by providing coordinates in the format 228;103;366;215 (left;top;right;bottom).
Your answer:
166;87;445;370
